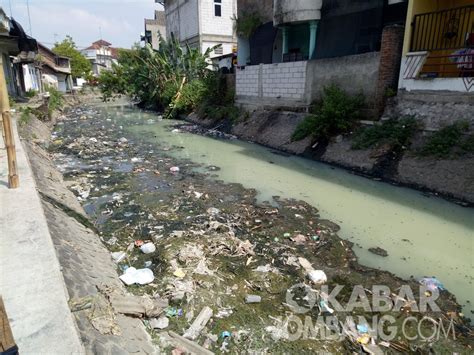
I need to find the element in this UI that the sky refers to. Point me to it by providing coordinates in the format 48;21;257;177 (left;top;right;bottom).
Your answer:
0;0;164;49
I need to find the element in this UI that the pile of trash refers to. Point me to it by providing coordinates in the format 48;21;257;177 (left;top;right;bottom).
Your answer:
173;124;237;140
50;105;473;353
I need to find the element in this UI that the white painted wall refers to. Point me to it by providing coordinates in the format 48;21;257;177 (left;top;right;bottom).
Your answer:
22;64;41;92
199;0;236;37
165;0;236;57
398;54;473;93
165;0;199;42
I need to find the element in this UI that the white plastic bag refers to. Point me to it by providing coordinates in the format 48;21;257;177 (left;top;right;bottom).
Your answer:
119;267;154;285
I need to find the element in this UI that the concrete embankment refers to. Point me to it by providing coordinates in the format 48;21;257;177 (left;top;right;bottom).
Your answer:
187;109;474;205
0;106;84;354
0;94;157;354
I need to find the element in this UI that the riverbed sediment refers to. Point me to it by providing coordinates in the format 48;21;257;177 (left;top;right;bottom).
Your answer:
18;100;473;353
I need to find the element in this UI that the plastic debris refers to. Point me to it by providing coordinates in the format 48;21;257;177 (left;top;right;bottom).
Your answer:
291;234;307;244
206;207;220;215
308;270;327;284
356;334;370;345
419;277;445;291
140;242;156;254
245;295;261;304
166;307;183;317
357;324;369;334
119;267;154;285
173;268;186;278
298;257;327;284
183;306;213;340
319;300;334;314
170;166;180;173
150;316;169;329
111;251;126;263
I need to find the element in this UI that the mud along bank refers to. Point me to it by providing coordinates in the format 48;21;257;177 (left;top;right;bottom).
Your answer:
28;103;473;353
186;110;474;206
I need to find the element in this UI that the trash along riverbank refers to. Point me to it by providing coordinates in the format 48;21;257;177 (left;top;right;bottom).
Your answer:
36;102;473;353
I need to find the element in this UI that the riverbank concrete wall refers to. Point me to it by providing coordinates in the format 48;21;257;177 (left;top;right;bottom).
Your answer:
0;114;84;354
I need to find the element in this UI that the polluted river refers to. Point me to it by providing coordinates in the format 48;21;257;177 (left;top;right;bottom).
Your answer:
50;103;473;352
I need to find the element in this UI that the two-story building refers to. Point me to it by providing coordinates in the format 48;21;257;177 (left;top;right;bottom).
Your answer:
145;10;167;50
81;39;117;76
27;43;73;93
235;0;408;115
398;0;473;93
160;0;237;58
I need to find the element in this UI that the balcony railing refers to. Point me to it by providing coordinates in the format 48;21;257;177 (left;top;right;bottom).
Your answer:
410;5;473;52
420;51;474;78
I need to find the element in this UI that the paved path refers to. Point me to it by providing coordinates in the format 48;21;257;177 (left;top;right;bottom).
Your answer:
0;116;84;354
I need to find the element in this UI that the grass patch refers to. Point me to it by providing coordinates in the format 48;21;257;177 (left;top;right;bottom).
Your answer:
419;121;472;158
19;107;33;126
292;85;364;142
352;117;418;150
25;89;38;98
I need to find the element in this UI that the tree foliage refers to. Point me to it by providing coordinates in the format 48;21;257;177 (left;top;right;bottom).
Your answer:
53;36;92;79
98;36;223;118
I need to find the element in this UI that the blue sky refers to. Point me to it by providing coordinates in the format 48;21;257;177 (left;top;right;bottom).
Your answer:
0;0;164;49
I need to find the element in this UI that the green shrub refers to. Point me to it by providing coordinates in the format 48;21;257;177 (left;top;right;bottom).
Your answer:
292;115;319;142
233;12;263;38
419;121;470;157
45;85;64;116
460;134;474;153
25;89;37;98
292;85;364;141
352;117;418;150
175;80;207;113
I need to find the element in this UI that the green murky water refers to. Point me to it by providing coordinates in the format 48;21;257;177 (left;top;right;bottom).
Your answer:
110;106;473;318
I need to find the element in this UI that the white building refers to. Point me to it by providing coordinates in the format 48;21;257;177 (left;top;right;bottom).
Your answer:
81;39;117;76
145;10;167;50
160;0;237;58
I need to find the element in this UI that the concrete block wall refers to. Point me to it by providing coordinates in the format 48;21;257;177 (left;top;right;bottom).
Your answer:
262;62;307;99
236;61;307;101
236;64;259;96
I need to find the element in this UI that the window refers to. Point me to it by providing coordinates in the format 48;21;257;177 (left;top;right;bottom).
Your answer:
214;45;223;55
214;0;221;17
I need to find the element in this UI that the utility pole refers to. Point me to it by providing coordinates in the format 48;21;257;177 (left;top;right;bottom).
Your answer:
26;0;33;36
0;55;20;188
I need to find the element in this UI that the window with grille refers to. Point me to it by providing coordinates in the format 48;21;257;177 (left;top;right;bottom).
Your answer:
214;0;222;17
214;45;223;55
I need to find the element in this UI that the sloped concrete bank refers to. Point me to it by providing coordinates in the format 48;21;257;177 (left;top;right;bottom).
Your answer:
187;110;474;206
17;98;157;354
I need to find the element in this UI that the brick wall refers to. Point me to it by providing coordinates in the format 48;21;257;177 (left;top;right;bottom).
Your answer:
236;61;307;101
375;25;405;115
